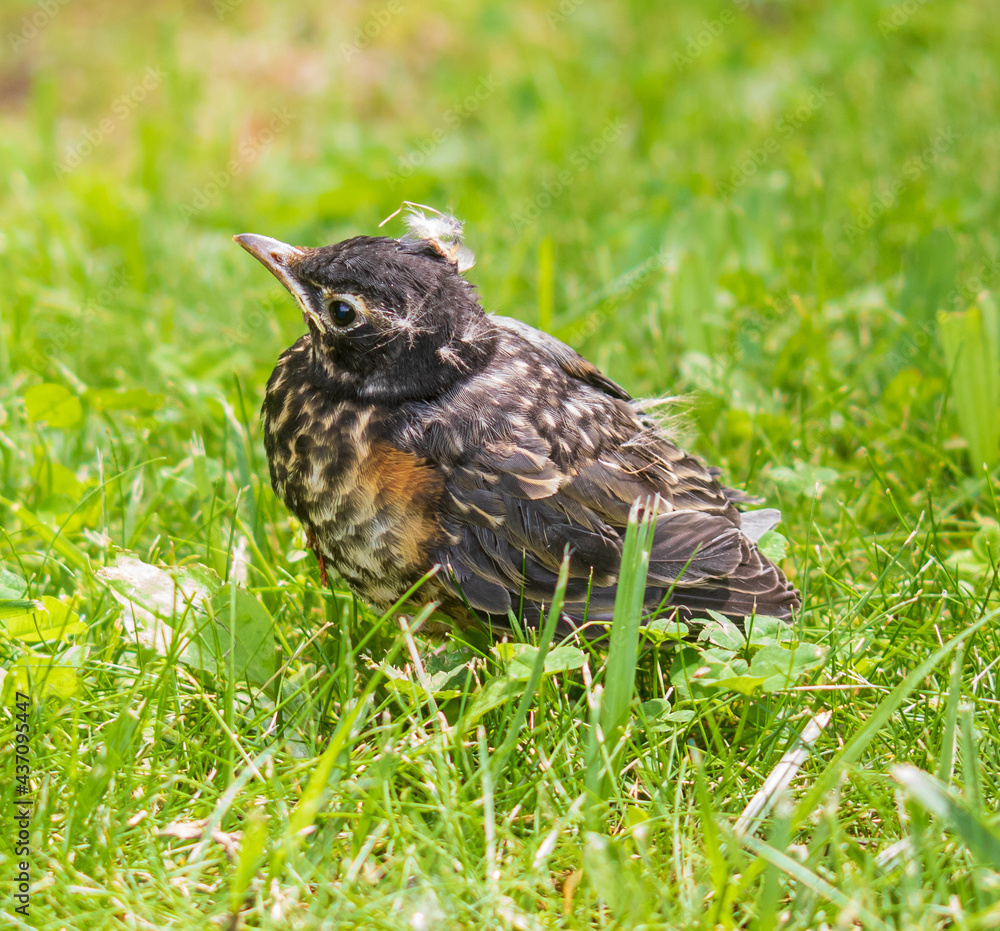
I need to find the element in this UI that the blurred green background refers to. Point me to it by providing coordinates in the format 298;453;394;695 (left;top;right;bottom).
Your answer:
2;0;1000;927
3;0;999;579
2;0;995;405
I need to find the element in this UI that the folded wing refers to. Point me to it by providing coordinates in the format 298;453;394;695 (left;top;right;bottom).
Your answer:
426;317;800;631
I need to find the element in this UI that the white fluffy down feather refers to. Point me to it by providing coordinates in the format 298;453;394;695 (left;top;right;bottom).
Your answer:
381;202;476;272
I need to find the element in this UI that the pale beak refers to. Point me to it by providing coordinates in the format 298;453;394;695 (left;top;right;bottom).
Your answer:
233;233;324;330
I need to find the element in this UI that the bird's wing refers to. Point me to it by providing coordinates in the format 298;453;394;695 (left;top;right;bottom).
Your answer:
429;416;799;629
490;315;633;400
430;433;621;618
421;318;799;629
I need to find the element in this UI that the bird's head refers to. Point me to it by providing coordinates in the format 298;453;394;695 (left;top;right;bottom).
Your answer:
234;208;496;402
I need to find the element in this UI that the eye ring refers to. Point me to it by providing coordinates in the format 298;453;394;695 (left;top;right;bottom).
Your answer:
327;297;358;327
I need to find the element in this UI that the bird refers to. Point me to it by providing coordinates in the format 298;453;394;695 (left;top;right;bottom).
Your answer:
234;207;800;636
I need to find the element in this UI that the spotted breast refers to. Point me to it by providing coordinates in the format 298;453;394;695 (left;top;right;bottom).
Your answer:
262;336;445;608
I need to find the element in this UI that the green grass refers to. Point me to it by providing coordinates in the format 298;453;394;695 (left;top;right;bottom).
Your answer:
2;0;1000;927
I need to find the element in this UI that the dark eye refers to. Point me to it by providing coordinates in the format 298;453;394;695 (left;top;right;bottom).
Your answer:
328;299;357;327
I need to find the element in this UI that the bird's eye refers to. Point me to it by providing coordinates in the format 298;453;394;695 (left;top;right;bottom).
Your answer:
328;299;357;327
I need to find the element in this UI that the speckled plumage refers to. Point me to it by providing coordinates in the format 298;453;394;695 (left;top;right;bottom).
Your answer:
237;218;800;634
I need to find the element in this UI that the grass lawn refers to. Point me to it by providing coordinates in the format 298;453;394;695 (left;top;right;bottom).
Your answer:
2;0;1000;927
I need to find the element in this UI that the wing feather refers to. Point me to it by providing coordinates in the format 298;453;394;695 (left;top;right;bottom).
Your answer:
421;319;800;629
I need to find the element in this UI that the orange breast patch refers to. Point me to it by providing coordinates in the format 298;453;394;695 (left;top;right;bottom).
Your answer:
357;442;445;569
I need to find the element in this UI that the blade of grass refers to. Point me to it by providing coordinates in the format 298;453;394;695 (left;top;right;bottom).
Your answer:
268;695;371;882
266;607;420;882
789;607;997;830
538;236;555;332
738;832;891;931
959;703;983;817
692;746;730;925
939;296;1000;471
733;710;832;839
601;497;658;759
935;646;965;783
893;764;1000;868
730;608;998;904
489;551;570;782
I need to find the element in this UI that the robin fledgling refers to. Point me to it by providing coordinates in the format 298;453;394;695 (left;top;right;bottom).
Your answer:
235;208;800;634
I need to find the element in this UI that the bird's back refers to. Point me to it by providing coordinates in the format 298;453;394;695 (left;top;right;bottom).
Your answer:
388;316;800;631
